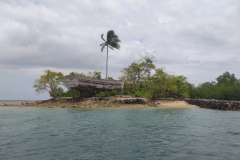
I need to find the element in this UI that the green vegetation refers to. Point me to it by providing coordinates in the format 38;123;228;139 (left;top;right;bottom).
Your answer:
142;69;189;99
33;70;64;98
189;72;240;100
119;53;189;99
100;30;121;79
33;30;240;100
33;70;102;98
97;90;119;97
33;56;240;100
33;54;190;99
120;52;156;93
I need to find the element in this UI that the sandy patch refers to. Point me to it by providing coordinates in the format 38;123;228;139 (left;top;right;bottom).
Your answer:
155;100;199;109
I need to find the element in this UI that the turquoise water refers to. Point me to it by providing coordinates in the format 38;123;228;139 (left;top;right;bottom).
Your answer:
0;107;240;160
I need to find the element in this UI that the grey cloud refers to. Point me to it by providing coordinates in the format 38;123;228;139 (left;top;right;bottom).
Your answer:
1;0;240;94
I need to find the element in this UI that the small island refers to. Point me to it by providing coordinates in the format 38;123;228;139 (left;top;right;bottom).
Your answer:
2;31;240;111
2;53;240;110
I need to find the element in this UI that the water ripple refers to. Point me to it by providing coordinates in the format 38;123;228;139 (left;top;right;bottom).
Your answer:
0;107;240;159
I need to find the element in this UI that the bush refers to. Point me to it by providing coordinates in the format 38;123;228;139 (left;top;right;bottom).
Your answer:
97;90;119;97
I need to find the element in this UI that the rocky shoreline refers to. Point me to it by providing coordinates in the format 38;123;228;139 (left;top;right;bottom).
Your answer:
2;98;240;110
0;97;153;108
185;99;240;111
0;97;197;109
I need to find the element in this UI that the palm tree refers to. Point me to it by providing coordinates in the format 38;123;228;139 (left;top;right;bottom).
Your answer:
100;30;121;79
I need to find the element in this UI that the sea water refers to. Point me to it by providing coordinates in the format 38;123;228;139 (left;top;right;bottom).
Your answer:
0;106;240;160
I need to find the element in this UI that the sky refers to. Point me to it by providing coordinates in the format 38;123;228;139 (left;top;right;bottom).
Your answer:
1;0;240;100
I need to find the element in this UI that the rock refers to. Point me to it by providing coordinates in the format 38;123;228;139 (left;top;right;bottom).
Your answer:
185;99;240;111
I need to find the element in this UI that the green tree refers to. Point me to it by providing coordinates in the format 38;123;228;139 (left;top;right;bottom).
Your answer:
144;69;174;99
189;72;240;100
216;71;237;85
187;83;196;99
172;75;189;98
69;71;86;77
120;52;155;93
139;69;189;99
33;70;64;98
69;71;102;79
87;71;101;79
100;30;121;79
108;77;114;80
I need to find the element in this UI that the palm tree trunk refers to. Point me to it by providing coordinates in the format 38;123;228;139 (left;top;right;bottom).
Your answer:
106;45;108;79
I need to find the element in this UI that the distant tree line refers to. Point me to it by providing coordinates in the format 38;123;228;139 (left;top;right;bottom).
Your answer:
188;72;240;100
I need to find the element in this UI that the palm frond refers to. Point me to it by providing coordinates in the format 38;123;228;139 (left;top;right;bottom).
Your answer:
107;30;115;40
101;34;105;41
109;41;120;49
108;45;114;50
100;43;105;46
101;44;106;52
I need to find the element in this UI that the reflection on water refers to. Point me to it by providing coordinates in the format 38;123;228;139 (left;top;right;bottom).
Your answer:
0;107;240;160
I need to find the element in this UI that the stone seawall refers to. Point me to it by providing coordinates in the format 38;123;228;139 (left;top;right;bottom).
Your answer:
185;99;240;111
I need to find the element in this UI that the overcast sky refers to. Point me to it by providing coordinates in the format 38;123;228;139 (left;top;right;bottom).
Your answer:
1;0;240;100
